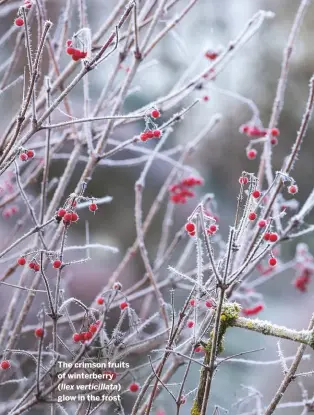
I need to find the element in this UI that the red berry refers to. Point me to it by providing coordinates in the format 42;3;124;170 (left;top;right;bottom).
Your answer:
185;222;195;233
240;124;249;134
263;232;271;241
73;333;81;342
248;212;257;221
207;224;217;234
53;260;62;269
146;130;154;139
79;51;87;59
271;137;278;146
140;132;148;142
26;149;35;158
271;128;280;137
24;1;32;8
73;49;82;59
34;263;40;272
247;149;257;160
190;299;196;307
120;301;128;310
97;298;104;305
63;212;72;223
71;212;79;222
203;95;210;102
258;220;267;228
252;190;261;199
66;39;72;47
205;50;218;60
153;129;161;138
129;383;140;392
34;328;44;338
57;208;67;218
268;257;277;267
19;153;28;161
0;360;10;370
72;54;81;62
84;332;93;341
89;203;98;212
239;176;248;185
17;257;26;266
151;109;160;118
269;232;278;242
187;320;194;328
288;185;298;194
15;18;24;27
205;300;212;308
89;324;98;333
66;47;75;55
194;346;203;353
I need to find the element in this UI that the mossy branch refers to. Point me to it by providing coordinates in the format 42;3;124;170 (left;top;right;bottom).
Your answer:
191;302;241;415
192;304;314;415
231;316;314;348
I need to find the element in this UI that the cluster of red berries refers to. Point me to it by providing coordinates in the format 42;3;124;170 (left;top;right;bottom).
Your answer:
140;129;161;141
294;269;312;292
17;257;40;271
0;360;10;370
2;205;19;219
56;208;79;225
263;232;278;243
66;40;87;61
169;176;203;204
242;304;264;316
240;125;280;141
140;109;162;141
239;176;249;185
73;321;100;343
19;149;35;162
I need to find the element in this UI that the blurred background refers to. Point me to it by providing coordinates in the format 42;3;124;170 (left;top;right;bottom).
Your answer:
1;0;314;413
